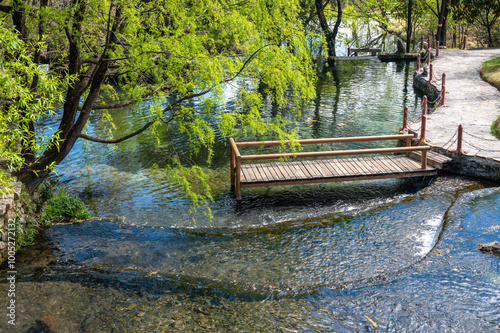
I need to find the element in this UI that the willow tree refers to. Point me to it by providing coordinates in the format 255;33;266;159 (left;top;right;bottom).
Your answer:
315;0;343;66
0;0;316;193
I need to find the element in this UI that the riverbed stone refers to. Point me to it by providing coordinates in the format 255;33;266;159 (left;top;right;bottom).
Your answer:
5;208;15;222
30;315;59;333
478;241;500;255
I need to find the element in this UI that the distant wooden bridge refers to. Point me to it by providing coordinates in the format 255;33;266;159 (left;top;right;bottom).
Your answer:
229;134;437;200
347;48;382;56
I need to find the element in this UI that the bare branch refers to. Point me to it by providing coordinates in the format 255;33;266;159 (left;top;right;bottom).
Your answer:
222;43;274;84
79;120;156;143
425;2;438;17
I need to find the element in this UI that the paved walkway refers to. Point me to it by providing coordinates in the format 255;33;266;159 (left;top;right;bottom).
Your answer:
426;48;500;160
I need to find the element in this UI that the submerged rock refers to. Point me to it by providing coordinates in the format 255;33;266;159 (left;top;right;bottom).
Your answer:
27;315;58;333
478;241;500;255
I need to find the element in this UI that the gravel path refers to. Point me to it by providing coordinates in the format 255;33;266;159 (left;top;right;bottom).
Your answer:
425;48;500;160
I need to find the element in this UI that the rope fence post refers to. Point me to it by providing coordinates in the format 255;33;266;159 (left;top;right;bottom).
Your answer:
436;41;440;57
428;64;435;83
427;48;431;67
456;124;464;155
427;35;431;51
420;96;428;142
439;73;447;107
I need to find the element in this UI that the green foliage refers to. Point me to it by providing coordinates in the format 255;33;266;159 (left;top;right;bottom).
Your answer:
0;17;71;187
166;158;214;222
42;196;91;224
12;189;42;250
0;0;316;201
15;217;38;248
39;179;61;204
0;170;15;198
450;0;500;46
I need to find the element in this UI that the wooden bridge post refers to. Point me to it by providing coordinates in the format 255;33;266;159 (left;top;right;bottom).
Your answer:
229;138;235;191
405;114;411;157
421;150;428;169
421;96;428;142
229;138;242;199
235;156;242;200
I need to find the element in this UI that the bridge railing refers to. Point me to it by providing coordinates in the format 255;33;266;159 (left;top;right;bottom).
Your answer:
229;134;432;197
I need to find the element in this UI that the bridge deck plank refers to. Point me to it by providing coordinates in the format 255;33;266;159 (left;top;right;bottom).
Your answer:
241;155;435;186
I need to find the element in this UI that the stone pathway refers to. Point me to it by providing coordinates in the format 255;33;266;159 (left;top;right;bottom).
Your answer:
426;48;500;160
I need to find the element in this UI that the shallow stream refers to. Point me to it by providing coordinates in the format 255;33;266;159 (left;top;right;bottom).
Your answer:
1;59;499;332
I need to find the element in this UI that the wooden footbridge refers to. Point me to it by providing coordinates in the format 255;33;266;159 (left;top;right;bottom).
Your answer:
229;134;438;200
347;48;382;56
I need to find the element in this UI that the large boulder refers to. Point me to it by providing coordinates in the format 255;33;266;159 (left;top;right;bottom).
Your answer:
397;39;405;53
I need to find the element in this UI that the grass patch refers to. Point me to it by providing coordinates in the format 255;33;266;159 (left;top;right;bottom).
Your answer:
492;115;500;139
480;58;500;139
42;196;90;224
480;57;500;90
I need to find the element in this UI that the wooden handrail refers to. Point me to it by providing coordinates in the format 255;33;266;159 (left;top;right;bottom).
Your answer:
240;146;431;161
229;137;241;157
235;134;414;147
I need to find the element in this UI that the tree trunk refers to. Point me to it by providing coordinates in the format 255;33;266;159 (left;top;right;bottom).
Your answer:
315;0;342;67
15;2;120;192
436;0;449;47
406;0;412;53
487;24;493;47
11;0;26;40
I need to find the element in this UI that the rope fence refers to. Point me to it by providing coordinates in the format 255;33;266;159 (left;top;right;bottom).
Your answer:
408;35;499;158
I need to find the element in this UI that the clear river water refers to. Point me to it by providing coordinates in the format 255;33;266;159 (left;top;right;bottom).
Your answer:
1;58;499;332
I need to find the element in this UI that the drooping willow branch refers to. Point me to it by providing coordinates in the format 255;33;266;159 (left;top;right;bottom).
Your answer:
78;44;274;144
78;88;211;143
